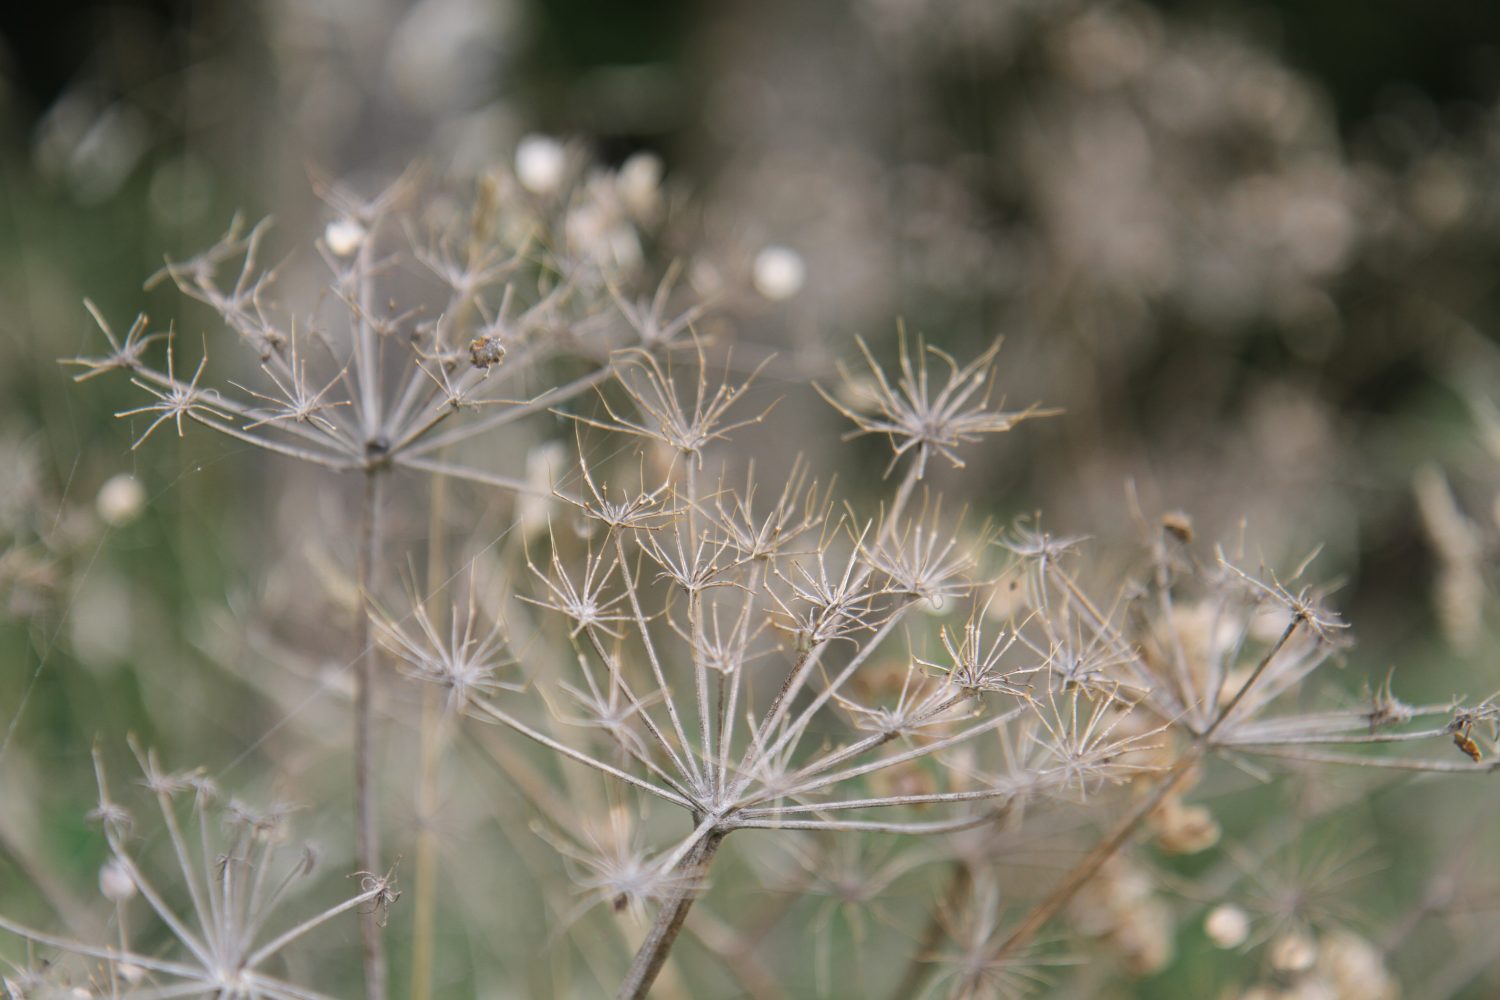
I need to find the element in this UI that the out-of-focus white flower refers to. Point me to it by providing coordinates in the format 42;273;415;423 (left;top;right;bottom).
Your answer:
99;859;136;901
386;0;511;113
1269;930;1318;974
324;218;366;257
1318;929;1398;1000
96;473;145;526
1205;903;1250;948
34;92;149;204
566;199;642;273
689;257;723;297
752;245;805;300
617;151;663;219
516;135;567;195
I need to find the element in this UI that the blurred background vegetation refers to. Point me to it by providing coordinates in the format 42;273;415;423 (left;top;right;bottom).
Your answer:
3;1;1500;996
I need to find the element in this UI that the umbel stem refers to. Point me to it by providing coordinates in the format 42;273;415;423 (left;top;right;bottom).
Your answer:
355;467;387;1000
616;830;727;1000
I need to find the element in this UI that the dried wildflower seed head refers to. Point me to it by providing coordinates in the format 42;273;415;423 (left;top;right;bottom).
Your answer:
1219;555;1349;644
10;745;389;997
352;865;402;926
1029;685;1166;798
535;810;701;924
769;531;882;647
576;345;771;463
468;333;506;370
608;261;707;350
818;327;1054;479
861;496;977;609
372;575;519;714
561;452;674;531
920;611;1032;699
117;338;231;450
1003;523;1087;566
709;459;829;562
66;302;166;382
522;539;629;637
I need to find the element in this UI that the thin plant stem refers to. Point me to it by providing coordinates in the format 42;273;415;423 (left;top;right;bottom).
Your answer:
616;830;726;1000
355;467;388;1000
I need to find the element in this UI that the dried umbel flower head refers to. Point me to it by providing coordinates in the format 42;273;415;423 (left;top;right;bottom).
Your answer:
68;162;694;485
0;744;391;1000
818;327;1057;478
367;324;1068;998
371;570;521;716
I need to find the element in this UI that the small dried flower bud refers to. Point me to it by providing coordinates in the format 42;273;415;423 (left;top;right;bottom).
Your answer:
99;858;136;901
752;245;805;301
1269;930;1318;974
1152;797;1221;854
1115;897;1174;976
1452;727;1482;762
469;334;506;370
324;217;366;256
96;473;145;526
1161;510;1193;543
516;134;567;195
1205;903;1250;948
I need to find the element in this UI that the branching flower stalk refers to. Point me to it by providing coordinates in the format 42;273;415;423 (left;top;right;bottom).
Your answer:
372;333;1058;1000
64;161;704;999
